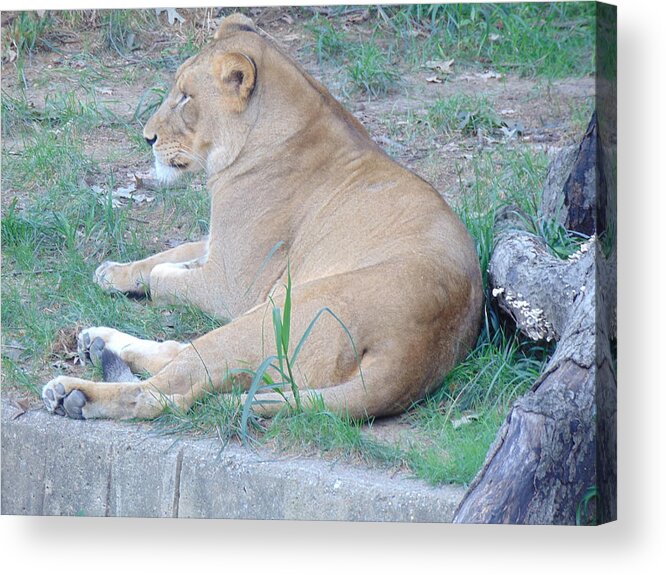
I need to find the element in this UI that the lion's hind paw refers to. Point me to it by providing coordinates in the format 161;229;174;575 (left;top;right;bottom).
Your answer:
77;330;107;367
42;379;87;419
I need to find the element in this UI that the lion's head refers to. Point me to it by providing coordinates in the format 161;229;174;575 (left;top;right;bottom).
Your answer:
143;13;370;184
143;14;263;183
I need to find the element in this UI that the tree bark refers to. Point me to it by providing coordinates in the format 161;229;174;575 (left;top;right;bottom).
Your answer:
541;113;609;237
453;112;616;525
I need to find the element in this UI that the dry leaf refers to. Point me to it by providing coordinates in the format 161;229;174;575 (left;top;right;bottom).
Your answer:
3;341;25;361
3;48;17;63
115;183;136;198
156;8;185;26
51;359;75;372
346;9;371;24
424;59;455;74
11;399;31;420
133;173;161;191
92;183;154;208
426;75;443;84
131;193;154;204
451;412;480;429
478;70;503;80
281;33;301;42
502;120;525;136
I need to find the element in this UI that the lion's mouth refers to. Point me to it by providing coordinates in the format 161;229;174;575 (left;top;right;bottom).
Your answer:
154;159;182;184
169;161;190;169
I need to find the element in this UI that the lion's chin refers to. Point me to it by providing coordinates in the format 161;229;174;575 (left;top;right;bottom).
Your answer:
154;159;182;184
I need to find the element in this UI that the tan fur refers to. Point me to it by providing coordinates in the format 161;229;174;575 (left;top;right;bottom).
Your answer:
42;15;483;421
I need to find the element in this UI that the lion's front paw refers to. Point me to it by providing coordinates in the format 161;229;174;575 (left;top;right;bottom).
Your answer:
94;260;122;290
94;261;146;294
42;378;87;419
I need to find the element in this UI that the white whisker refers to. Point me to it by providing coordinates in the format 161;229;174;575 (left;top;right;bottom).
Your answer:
178;145;207;170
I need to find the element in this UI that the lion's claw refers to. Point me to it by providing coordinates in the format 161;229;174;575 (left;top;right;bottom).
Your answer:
94;260;119;291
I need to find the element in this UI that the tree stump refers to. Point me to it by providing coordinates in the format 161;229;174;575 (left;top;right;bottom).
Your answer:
453;114;616;525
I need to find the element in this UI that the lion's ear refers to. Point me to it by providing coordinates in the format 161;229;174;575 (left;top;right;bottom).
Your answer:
214;52;257;113
214;13;256;39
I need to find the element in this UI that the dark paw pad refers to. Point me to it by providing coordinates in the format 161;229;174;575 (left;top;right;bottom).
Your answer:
77;332;106;367
62;389;87;419
88;337;106;367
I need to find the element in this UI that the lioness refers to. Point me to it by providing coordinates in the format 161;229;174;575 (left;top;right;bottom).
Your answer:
42;14;482;421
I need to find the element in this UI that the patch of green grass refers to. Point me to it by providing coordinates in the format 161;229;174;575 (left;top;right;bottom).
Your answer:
1;357;40;394
265;395;403;465
1;111;214;381
426;94;501;135
154;386;246;444
3;126;92;194
433;333;546;413
306;16;349;64
373;2;595;78
453;147;545;290
401;324;545;485
154;173;210;239
304;19;399;98
454;146;585;278
2;88;115;137
405;410;503;485
100;9;157;58
1;91;36;136
346;42;399;97
1;199;39;251
2;11;54;62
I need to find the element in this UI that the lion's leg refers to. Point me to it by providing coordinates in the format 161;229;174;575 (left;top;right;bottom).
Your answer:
148;262;236;318
243;372;391;421
43;277;373;420
41;366;386;421
95;239;208;294
42;377;166;419
43;326;261;420
43;299;269;419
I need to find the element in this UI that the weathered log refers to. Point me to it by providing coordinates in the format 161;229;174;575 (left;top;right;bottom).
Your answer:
453;226;598;524
453;112;616;525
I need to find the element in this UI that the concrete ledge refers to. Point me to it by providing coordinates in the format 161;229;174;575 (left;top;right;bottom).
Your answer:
1;397;465;521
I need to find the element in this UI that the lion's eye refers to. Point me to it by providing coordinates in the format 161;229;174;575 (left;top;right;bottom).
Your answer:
178;93;191;107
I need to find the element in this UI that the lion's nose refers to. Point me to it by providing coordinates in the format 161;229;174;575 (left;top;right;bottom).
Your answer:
145;135;157;147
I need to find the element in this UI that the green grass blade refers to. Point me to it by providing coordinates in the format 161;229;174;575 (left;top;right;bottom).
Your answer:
239;354;279;445
271;305;284;373
282;261;292;354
